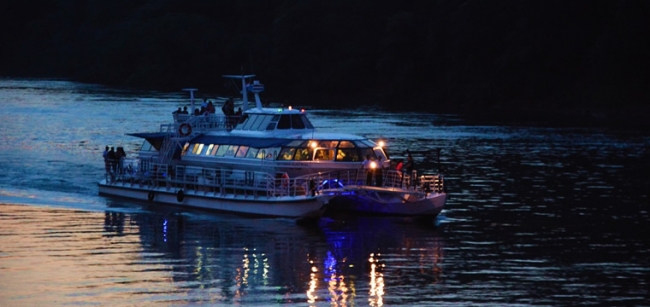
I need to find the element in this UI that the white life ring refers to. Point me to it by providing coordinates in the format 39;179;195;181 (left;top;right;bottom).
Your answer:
178;123;192;136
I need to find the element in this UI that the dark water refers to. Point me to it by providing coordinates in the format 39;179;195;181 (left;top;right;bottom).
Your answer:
1;80;649;306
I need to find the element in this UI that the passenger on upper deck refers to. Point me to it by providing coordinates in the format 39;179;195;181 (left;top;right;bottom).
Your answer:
181;106;189;114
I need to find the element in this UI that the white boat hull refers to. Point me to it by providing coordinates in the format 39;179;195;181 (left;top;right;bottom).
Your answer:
98;180;329;219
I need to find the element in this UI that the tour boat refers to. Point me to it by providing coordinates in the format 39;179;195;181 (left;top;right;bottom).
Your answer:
98;74;446;220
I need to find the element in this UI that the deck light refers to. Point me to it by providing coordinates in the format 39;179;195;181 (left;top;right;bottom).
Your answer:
377;140;385;147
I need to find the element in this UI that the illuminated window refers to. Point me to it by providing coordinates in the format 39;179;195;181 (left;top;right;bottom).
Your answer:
338;141;355;148
211;144;220;155
319;140;339;148
236;146;249;157
215;145;229;157
246;148;259;158
224;145;239;157
294;148;313;161
314;149;334;161
278;148;296;160
336;148;360;162
191;143;204;154
205;144;214;155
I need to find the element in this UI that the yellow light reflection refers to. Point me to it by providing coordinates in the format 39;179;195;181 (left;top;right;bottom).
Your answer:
368;253;384;307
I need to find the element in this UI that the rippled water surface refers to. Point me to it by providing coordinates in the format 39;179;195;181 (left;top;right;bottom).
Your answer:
1;80;649;306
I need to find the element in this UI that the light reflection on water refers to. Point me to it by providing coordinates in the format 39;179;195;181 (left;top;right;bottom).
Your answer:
0;79;649;306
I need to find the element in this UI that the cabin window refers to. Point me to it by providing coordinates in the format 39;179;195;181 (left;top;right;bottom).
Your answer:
242;115;261;130
277;115;291;129
205;144;214;155
336;148;360;162
246;148;259;158
236;146;249;158
181;142;190;155
210;144;220;155
215;144;229;157
287;140;305;147
314;149;334;161
253;115;272;131
338;141;355;148
318;140;339;148
191;144;203;154
263;147;280;159
359;148;375;160
356;140;376;147
294;148;313;161
278;148;296;160
141;140;154;152
237;114;249;126
224;145;239;157
266;115;281;130
291;115;305;129
301;115;314;129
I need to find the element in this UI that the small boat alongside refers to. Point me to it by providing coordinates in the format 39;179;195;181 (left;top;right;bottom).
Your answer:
318;169;446;220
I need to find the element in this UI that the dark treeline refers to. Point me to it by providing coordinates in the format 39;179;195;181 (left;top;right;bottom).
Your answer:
1;0;649;116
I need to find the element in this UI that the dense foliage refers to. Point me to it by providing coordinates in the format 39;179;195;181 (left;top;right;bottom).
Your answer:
1;0;648;113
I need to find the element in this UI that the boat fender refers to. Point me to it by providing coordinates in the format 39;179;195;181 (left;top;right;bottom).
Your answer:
147;191;154;201
178;123;192;136
176;190;185;202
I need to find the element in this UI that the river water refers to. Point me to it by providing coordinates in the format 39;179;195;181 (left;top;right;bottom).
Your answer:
0;79;648;306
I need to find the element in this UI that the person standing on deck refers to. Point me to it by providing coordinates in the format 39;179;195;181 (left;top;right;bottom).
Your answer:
103;146;110;172
362;155;374;186
405;154;416;188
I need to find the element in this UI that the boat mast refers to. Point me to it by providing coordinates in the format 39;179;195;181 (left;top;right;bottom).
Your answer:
222;74;263;111
182;88;198;114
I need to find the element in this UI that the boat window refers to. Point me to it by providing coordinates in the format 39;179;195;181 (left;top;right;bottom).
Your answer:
266;115;280;130
277;115;291;129
237;114;249;126
336;148;360;162
291;114;305;129
359;148;376;160
318;140;338;148
242;115;261;130
214;144;229;157
374;148;387;160
256;149;267;159
210;144;220;155
301;115;314;129
191;144;203;154
224;145;239;157
314;149;334;161
236;146;249;157
252;115;270;131
245;148;259;158
181;142;190;156
294;148;313;161
338;141;355;148
141;140;154;152
355;140;375;148
278;148;296;160
287;140;305;147
264;147;280;159
205;144;214;155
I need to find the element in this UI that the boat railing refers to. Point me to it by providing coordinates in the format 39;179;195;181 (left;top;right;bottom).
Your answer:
165;113;241;135
103;162;322;199
309;169;445;194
